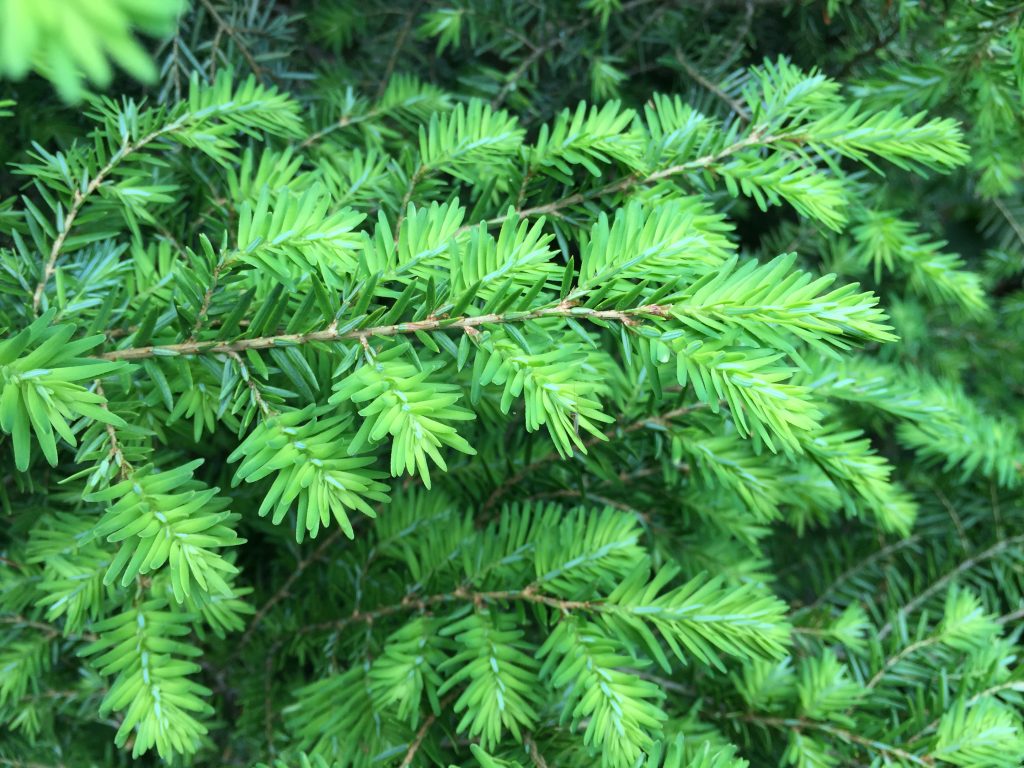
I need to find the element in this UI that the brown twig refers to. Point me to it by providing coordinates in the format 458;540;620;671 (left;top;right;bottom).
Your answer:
398;696;455;768
489;0;662;109
674;49;751;121
376;2;422;100
298;585;594;638
190;259;234;341
94;381;132;479
523;732;550;768
198;0;266;79
0;615;61;637
225;350;276;418
257;585;590;744
238;527;346;649
0;758;69;768
301;111;375;149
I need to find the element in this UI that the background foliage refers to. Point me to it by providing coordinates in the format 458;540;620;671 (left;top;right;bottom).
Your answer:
1;1;1024;767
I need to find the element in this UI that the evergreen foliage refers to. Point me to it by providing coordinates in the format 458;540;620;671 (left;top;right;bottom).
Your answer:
1;1;1023;767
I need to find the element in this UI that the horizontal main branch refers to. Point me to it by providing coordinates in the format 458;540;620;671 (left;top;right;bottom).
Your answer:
298;585;597;638
98;302;670;361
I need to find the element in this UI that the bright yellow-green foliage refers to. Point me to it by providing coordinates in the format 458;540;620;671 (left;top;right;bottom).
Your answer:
1;2;1023;768
0;0;186;100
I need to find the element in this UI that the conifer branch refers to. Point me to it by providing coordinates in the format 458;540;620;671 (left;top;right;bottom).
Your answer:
299;586;594;637
98;303;671;361
796;535;922;616
300;109;381;149
189;260;230;341
911;681;1024;743
239;526;348;648
992;197;1024;248
877;535;1024;641
0;615;61;638
30;128;169;314
865;636;941;690
226;350;275;418
674;49;751;121
524;732;551;768
0;8;1011;765
93;381;132;479
487;128;784;225
197;0;266;80
482;402;710;511
490;17;591;109
398;694;456;768
376;3;423;100
736;715;933;766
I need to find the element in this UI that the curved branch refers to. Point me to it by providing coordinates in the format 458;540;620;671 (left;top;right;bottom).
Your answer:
31;123;187;314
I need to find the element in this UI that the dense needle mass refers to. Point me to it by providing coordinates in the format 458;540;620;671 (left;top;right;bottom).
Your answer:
1;2;1023;767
